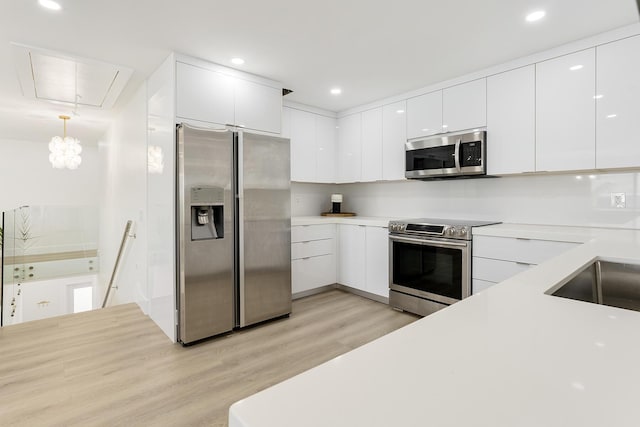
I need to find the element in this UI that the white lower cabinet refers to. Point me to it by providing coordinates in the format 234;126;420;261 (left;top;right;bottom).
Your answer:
338;224;389;298
293;223;390;300
364;226;390;298
291;225;337;295
292;255;336;294
472;235;579;294
337;224;366;290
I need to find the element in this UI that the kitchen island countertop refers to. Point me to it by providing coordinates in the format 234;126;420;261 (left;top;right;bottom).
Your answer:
230;223;640;427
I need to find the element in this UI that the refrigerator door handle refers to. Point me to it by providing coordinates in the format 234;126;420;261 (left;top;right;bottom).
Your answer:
236;132;245;326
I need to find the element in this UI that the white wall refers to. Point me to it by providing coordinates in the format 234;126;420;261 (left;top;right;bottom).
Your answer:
146;54;176;342
0;138;99;214
291;183;337;216
326;172;640;229
98;83;148;311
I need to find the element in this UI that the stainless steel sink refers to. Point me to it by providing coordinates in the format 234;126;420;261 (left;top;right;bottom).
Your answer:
548;260;640;312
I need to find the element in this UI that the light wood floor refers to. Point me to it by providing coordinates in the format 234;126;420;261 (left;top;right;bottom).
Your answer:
0;289;417;426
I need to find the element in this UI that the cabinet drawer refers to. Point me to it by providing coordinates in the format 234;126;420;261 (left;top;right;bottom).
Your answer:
291;224;336;242
472;278;496;295
292;254;336;294
473;235;578;264
473;256;533;283
292;239;334;260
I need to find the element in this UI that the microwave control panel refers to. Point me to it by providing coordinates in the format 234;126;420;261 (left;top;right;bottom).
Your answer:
460;142;482;167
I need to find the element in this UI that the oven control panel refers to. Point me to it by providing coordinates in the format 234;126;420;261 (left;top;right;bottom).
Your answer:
388;221;472;240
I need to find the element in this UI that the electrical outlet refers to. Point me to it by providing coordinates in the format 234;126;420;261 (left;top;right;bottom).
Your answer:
611;192;626;208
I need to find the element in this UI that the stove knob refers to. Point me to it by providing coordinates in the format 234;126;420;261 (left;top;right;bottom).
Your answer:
445;227;454;237
459;228;468;237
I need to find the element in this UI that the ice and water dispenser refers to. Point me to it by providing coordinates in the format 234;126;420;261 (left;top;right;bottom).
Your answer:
190;186;224;240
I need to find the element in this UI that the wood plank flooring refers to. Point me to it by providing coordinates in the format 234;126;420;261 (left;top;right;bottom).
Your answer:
0;289;417;426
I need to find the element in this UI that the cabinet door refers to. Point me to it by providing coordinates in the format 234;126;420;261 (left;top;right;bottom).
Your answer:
536;49;595;171
316;115;338;183
382;101;407;181
289;108;317;182
337;224;366;290
361;108;383;182
337;114;362;183
365;226;389;297
407;90;443;139
596;35;640;169
176;62;234;125
443;78;486;132
234;78;282;134
292;254;336;294
486;66;536;174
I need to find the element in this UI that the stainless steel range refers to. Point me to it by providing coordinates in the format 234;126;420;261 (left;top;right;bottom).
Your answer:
388;218;500;316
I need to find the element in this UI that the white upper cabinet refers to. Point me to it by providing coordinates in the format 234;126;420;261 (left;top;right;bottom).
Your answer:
176;62;234;126
315;115;338;183
286;107;337;183
536;49;596;172
361;108;383;182
382;101;407;181
486;65;535;175
175;60;282;134
338;114;362;183
596;35;640;169
442;78;486;132
407;90;443;139
289;108;317;182
234;78;282;134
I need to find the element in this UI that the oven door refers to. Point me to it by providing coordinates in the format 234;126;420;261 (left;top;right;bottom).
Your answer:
389;234;471;305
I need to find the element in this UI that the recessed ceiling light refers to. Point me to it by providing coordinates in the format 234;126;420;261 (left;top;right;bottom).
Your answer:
442;124;449;129
569;65;583;71
421;128;430;132
330;88;342;95
607;114;617;119
231;57;245;65
396;109;405;114
594;94;604;99
38;0;61;10
525;10;546;22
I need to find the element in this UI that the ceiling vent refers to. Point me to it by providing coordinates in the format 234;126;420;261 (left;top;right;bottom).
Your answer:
11;43;133;109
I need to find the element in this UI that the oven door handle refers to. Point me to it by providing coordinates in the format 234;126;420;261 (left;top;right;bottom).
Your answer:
390;234;469;248
454;139;461;171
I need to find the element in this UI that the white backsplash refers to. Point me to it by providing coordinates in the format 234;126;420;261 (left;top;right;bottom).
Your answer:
292;171;640;229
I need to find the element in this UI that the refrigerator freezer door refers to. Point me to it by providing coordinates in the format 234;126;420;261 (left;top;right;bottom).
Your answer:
177;124;235;344
237;132;292;327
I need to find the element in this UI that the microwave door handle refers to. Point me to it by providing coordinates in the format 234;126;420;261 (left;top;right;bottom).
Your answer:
454;139;461;171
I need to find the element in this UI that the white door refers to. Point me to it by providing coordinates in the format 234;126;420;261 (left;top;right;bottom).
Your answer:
365;226;390;297
407;90;443;139
596;35;640;169
289;108;317;182
486;66;535;174
443;78;486;132
536;49;596;171
361;108;383;182
382;101;407;181
337;114;362;183
337;225;366;290
316;115;338;183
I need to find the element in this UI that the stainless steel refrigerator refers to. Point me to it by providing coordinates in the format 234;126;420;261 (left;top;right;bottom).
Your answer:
176;124;291;345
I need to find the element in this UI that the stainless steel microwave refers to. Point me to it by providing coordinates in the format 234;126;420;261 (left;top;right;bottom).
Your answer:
405;130;486;179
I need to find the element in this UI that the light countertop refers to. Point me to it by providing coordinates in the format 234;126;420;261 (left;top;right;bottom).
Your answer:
291;215;397;227
230;223;640;427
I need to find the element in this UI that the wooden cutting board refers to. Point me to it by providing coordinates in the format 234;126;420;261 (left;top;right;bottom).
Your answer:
321;212;356;217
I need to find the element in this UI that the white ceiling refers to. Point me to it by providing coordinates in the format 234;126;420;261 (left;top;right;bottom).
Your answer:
0;0;638;145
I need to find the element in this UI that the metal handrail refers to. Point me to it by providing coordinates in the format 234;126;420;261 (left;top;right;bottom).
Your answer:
102;220;135;308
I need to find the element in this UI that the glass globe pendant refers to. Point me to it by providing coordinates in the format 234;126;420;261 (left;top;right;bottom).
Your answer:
49;115;82;170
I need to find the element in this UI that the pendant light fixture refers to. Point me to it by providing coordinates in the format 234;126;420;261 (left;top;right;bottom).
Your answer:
48;115;82;169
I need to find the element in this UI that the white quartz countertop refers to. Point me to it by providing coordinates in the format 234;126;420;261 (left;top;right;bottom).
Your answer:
230;224;640;427
292;215;396;227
